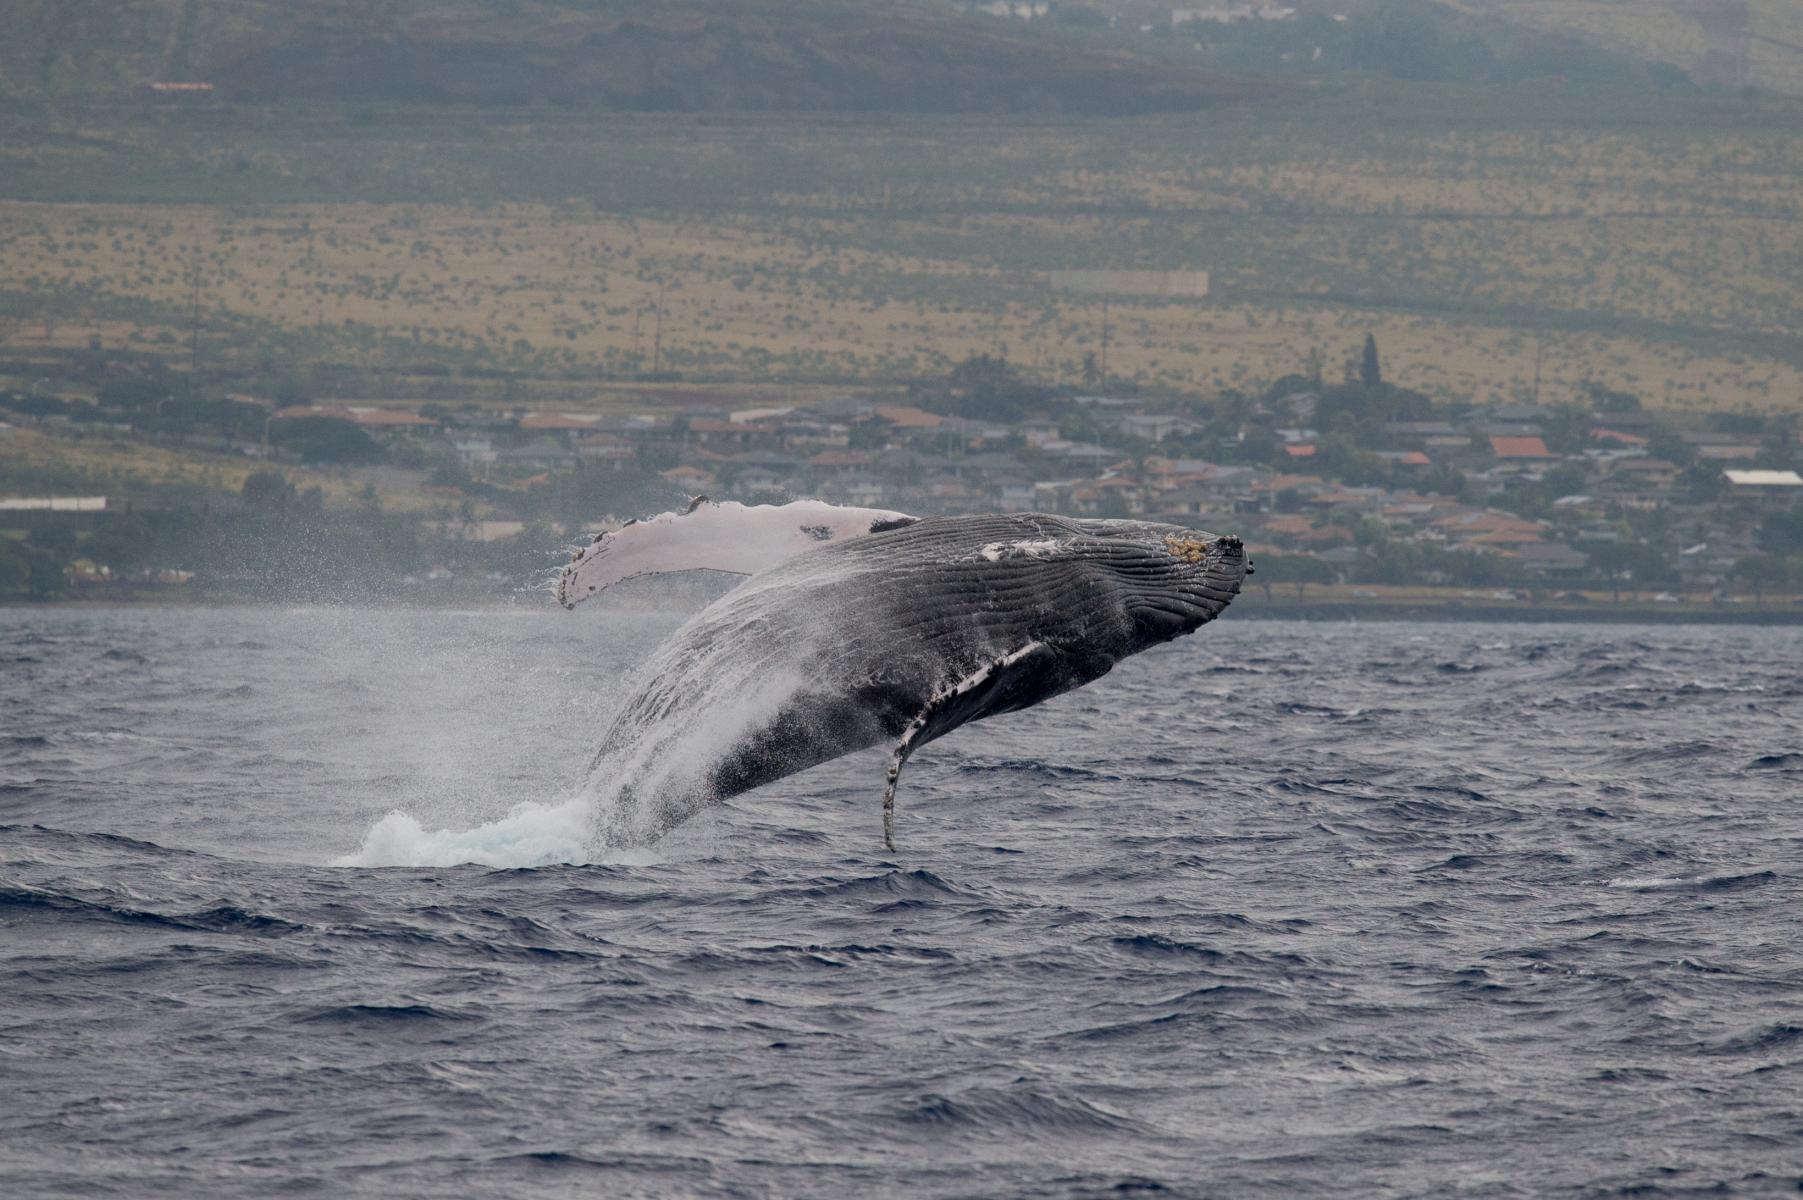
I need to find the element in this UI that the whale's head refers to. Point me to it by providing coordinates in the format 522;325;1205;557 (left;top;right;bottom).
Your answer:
1058;517;1250;646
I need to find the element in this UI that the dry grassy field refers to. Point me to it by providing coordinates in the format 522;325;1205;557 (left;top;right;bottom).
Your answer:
2;88;1800;411
0;422;400;506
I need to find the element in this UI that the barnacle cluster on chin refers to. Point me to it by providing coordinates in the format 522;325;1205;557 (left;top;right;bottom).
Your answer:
1164;535;1210;565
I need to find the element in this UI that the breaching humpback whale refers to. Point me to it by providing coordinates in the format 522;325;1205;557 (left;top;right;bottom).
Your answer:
560;500;1247;849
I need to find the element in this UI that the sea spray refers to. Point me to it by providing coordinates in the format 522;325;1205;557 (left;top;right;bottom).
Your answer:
329;576;820;867
323;603;684;868
333;797;598;868
332;656;814;868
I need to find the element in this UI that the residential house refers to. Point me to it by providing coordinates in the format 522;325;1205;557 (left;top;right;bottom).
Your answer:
1723;469;1803;507
450;436;497;468
872;404;944;431
518;412;602;441
1489;435;1554;461
1510;542;1591;575
1683;432;1763;462
1113;413;1192;442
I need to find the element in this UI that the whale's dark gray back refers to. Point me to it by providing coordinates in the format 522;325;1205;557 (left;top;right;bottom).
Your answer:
587;513;1246;842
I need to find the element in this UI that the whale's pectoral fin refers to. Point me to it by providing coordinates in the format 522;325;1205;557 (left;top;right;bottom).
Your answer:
559;499;915;610
882;640;1057;852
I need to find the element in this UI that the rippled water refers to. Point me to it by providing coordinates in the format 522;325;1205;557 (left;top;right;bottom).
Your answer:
3;604;1801;1197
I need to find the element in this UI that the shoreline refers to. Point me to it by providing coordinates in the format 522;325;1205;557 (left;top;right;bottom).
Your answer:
6;593;1802;626
1231;598;1803;625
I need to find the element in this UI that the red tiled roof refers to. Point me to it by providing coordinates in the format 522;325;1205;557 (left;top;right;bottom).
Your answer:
1490;435;1553;459
1258;473;1327;492
519;412;599;431
1431;511;1544;534
873;405;943;430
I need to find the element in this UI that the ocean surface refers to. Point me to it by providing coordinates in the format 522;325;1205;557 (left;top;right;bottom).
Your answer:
2;603;1800;1197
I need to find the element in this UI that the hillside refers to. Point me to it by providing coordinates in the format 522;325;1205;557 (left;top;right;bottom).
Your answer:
3;81;1800;412
6;0;1282;114
1;3;1797;414
1445;0;1803;94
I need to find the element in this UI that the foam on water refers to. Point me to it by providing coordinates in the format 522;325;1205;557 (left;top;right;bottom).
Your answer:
333;796;600;868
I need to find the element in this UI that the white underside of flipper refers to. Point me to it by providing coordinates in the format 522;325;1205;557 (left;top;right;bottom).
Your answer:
558;498;913;609
883;641;1047;851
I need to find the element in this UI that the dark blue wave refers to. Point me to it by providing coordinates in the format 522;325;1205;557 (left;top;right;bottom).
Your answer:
3;612;1801;1198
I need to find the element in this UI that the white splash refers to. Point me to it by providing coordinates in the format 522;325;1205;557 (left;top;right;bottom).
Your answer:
333;506;903;870
332;797;604;869
332;602;820;868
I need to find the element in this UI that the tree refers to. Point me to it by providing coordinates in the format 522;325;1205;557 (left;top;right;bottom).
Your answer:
492;520;562;581
268;416;383;464
26;526;78;563
19;542;66;598
242;469;296;512
1585;540;1670;603
98;370;175;416
1257;552;1335;600
0;539;29;595
938;354;1052;423
552;465;686;527
1732;555;1794;604
1645;422;1696;467
1537;461;1592;503
81;513;160;572
1760;502;1803;556
1579;381;1640;412
272;375;311;409
1359;333;1382;388
1313;380;1431;445
847;421;888;451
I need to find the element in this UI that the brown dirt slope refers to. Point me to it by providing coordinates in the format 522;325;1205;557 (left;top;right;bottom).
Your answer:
1446;0;1803;93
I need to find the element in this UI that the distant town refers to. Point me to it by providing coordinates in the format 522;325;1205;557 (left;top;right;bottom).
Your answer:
2;339;1800;616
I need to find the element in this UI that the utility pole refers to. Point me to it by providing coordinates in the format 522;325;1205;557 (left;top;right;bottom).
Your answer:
1531;333;1544;407
651;282;666;375
187;242;203;402
1099;297;1110;388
